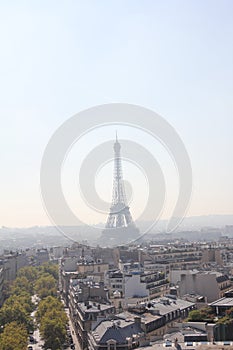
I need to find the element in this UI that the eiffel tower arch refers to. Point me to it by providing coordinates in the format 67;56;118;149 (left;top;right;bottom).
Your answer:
99;134;140;246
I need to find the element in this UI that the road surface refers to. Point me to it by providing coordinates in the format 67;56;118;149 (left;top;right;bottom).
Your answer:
65;308;82;350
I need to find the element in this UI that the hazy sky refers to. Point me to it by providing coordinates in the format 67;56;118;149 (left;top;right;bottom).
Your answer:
0;0;232;227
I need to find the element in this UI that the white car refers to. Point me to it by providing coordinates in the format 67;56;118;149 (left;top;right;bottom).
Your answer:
163;340;172;347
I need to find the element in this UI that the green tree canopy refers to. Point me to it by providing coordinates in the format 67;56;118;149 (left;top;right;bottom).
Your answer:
40;309;68;350
35;274;57;299
188;307;215;322
0;322;28;350
38;263;58;280
11;276;33;295
17;266;38;283
188;309;203;321
0;300;33;332
36;296;63;323
4;292;34;314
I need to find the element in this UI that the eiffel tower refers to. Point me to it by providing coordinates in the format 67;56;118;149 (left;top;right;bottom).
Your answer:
99;134;140;246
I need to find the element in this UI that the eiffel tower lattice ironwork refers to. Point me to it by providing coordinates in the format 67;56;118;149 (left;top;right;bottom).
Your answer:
105;133;134;229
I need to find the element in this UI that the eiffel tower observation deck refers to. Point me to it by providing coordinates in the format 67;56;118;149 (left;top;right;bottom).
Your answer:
99;134;140;246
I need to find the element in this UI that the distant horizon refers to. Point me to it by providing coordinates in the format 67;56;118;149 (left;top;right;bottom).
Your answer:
1;213;233;230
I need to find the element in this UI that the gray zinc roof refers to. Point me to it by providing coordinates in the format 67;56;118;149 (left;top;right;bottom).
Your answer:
209;297;233;307
92;320;143;344
148;297;194;315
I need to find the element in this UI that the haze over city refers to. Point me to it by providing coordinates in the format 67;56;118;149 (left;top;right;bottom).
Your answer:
0;1;232;228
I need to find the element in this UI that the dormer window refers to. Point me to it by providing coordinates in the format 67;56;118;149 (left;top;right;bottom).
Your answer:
107;339;116;350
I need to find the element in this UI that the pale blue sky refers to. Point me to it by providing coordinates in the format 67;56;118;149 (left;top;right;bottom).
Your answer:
0;1;232;227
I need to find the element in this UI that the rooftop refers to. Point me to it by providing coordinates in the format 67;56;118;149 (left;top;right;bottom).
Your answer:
143;297;195;316
78;301;114;313
92;319;143;344
209;297;233;307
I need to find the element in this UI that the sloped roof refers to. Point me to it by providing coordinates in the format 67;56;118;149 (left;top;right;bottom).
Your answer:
147;297;194;315
92;320;142;344
216;275;229;283
209;297;233;307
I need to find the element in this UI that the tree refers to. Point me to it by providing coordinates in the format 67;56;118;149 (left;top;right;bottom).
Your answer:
0;322;28;350
40;309;68;350
17;266;38;284
188;307;215;322
36;297;68;350
36;296;63;323
188;309;204;321
0;301;33;332
39;263;58;280
11;276;32;295
4;292;34;314
226;307;233;318
35;275;57;299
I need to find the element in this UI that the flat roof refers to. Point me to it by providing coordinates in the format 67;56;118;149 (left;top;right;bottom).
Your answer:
117;311;162;323
78;301;114;313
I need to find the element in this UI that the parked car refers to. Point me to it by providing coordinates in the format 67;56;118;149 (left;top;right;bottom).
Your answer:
163;340;172;347
223;341;231;346
29;335;34;343
185;342;194;347
69;336;73;344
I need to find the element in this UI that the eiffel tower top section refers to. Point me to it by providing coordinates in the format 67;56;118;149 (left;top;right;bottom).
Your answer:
112;132;127;206
105;134;134;229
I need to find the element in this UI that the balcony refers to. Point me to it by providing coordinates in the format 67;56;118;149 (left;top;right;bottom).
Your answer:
146;279;169;289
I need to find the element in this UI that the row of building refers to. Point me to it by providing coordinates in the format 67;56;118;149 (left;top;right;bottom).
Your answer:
0;248;50;306
1;238;233;349
59;241;233;349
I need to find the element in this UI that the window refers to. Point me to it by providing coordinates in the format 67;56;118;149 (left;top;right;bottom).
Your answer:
107;340;116;350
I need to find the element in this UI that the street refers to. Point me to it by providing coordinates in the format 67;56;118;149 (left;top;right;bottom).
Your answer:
65;308;82;350
29;309;44;350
